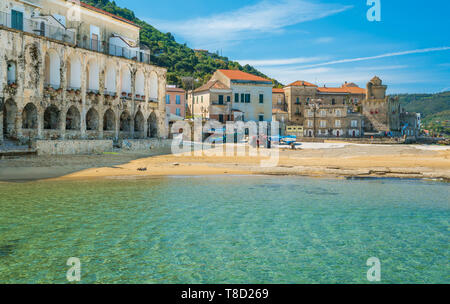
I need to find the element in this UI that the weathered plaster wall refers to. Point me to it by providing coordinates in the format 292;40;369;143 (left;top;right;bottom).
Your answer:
0;26;167;145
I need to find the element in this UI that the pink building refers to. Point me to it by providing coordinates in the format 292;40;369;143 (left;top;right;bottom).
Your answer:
165;86;186;118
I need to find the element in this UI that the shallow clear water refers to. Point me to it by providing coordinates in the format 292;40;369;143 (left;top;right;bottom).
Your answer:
0;176;448;284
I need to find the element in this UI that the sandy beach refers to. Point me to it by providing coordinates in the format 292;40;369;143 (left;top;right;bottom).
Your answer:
1;143;449;182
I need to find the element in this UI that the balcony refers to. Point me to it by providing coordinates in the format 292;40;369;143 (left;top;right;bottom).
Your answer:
211;101;229;106
0;11;75;44
0;11;150;64
77;38;151;64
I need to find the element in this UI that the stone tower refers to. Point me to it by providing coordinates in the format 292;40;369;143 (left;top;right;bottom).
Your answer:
362;76;400;134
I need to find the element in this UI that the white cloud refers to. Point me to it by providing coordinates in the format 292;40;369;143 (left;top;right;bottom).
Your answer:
149;0;352;49
293;47;450;69
238;56;328;67
314;37;334;44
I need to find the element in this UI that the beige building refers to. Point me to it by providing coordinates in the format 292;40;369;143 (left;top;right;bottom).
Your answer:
272;88;286;111
210;70;273;122
303;105;364;138
284;80;366;126
278;77;417;138
1;0;166;144
188;80;234;123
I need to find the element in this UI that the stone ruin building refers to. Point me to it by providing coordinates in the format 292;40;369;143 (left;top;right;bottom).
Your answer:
0;0;167;147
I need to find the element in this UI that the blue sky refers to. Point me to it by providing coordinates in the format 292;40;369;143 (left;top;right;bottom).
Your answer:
116;0;450;93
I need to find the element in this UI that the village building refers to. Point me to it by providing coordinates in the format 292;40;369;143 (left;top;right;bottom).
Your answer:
188;79;234;123
0;0;167;146
210;70;273;122
165;85;186;118
280;77;420;138
272;88;286;112
188;70;274;123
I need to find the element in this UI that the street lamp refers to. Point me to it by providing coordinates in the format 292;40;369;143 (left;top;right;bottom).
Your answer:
309;99;322;137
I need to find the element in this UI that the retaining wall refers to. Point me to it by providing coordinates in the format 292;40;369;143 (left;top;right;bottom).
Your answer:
36;140;113;155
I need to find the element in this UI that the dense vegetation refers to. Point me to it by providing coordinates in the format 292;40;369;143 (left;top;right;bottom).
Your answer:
82;0;281;88
392;91;450;136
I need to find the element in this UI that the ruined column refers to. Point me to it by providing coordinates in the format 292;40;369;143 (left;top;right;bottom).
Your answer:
0;111;3;145
60;108;66;140
80;105;87;139
37;107;43;140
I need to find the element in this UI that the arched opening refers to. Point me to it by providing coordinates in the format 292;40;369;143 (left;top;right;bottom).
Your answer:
105;64;116;94
44;49;61;88
147;112;158;138
2;99;18;138
135;70;145;96
308;130;313;137
66;106;81;130
86;60;99;92
67;55;81;89
336;130;340;137
86;108;99;131
134;111;144;132
103;109;115;131
7;61;17;85
149;72;158;101
22;103;38;129
120;67;132;94
352;130;356;137
44;105;60;130
120;111;131;132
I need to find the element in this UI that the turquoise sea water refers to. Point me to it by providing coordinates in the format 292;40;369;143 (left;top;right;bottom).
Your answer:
0;176;448;284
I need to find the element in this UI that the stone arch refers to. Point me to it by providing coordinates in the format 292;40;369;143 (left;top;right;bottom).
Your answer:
66;106;81;130
103;109;115;131
149;72;158;101
86;107;99;131
67;54;81;89
134;110;145;132
120;66;132;94
135;70;145;96
2;99;18;138
22;103;38;129
105;63;117;94
44;105;60;130
119;111;131;132
86;59;100;91
147;111;158;138
44;49;61;88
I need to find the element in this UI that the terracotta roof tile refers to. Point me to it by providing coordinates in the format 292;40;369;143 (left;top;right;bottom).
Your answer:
218;69;271;82
287;80;318;87
317;86;366;94
272;88;285;93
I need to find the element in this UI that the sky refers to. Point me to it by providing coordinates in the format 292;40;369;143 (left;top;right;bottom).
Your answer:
116;0;450;94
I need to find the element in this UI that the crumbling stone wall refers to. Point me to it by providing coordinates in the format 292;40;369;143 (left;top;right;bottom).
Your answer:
0;27;167;145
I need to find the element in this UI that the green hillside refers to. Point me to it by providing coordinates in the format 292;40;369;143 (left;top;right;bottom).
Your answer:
392;91;450;135
82;0;281;88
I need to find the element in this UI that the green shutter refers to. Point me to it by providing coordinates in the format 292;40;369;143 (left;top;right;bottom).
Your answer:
241;94;245;103
235;93;239;102
259;94;264;104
